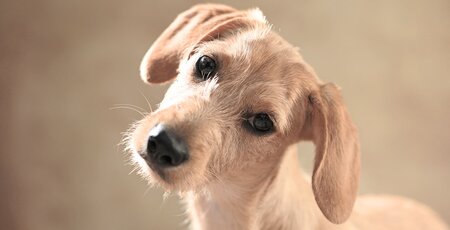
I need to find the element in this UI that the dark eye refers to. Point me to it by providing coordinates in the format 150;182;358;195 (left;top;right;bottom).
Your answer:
248;113;274;133
195;55;217;81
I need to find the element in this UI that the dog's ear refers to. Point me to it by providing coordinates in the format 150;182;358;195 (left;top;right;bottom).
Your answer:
140;4;261;84
303;83;360;224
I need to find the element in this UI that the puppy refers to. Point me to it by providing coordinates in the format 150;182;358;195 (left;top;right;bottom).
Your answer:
126;4;448;230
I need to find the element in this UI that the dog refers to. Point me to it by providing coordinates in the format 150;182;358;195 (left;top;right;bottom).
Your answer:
125;4;448;230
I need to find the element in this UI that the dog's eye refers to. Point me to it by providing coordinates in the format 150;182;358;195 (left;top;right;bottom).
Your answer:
248;113;274;133
195;55;216;81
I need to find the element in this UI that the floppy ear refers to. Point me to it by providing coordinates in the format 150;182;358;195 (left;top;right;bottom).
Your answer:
139;4;260;84
304;83;360;224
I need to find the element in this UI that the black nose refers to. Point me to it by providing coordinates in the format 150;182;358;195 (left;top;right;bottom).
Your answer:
146;124;188;167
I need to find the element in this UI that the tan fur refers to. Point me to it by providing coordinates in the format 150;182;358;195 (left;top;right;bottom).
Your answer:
126;4;448;230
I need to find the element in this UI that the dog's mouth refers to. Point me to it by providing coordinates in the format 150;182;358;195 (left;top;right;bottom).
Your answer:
133;142;210;191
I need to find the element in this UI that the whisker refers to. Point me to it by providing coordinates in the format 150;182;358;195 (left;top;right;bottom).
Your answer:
110;106;147;117
113;103;147;112
139;90;153;113
129;166;138;175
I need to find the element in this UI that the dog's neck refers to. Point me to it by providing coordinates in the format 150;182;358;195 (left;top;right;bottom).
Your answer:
184;145;326;230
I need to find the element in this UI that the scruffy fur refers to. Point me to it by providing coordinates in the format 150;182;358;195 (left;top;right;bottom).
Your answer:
125;4;448;230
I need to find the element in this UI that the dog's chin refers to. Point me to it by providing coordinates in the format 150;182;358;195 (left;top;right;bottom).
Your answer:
140;158;208;192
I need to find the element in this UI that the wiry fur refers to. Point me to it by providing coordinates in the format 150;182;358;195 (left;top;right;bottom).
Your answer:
124;4;448;230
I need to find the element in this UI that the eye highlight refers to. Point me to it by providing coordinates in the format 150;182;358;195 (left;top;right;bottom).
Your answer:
195;55;217;81
247;113;274;133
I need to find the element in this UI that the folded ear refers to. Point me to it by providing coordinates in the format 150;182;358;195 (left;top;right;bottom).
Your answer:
139;4;262;84
305;83;360;224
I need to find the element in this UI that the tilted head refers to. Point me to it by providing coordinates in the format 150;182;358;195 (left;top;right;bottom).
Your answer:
127;4;360;225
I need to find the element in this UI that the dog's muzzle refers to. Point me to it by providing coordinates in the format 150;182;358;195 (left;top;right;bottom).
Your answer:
146;124;189;167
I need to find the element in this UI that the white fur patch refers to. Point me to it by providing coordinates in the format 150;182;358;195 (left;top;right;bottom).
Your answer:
248;8;267;23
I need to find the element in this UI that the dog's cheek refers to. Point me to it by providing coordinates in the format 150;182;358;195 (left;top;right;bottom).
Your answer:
237;133;286;164
206;126;242;173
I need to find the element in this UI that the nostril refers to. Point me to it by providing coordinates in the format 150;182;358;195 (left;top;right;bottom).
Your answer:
147;138;157;153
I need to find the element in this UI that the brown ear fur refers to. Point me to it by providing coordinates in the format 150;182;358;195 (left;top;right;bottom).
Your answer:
140;4;256;84
306;83;360;224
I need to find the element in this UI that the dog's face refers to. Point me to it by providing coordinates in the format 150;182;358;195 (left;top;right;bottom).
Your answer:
126;4;360;224
131;28;307;190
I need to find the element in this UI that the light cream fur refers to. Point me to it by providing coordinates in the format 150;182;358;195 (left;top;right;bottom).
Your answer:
126;4;448;230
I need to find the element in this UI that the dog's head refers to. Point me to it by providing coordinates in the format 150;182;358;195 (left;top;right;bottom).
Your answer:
127;4;360;224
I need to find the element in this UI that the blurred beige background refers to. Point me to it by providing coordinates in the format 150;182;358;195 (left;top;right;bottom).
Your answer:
1;0;449;229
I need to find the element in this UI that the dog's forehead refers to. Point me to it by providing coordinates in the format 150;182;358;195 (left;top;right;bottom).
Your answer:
207;28;278;69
